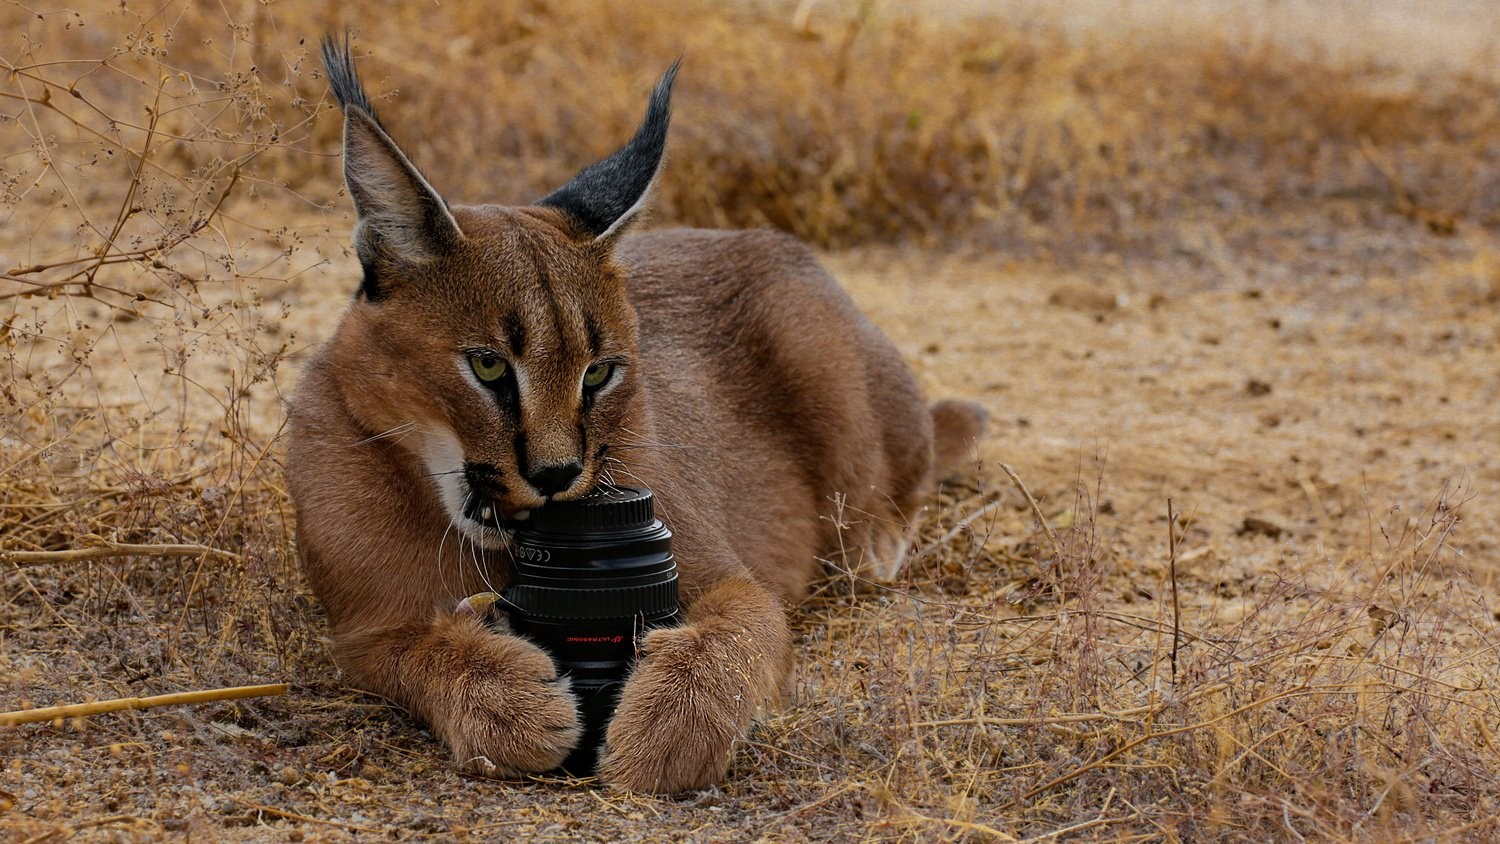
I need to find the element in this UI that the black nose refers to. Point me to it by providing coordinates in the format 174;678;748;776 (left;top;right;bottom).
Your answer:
526;461;582;496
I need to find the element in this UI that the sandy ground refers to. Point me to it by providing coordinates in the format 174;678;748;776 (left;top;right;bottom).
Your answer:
849;235;1499;579
911;0;1500;77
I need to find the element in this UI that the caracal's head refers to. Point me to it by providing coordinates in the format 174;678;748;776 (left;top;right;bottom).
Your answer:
317;36;677;548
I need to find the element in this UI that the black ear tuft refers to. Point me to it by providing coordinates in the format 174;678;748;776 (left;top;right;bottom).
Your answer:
320;32;379;123
539;60;680;241
319;31;463;299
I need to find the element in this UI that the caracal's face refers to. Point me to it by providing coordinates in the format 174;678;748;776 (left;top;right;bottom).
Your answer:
318;41;675;552
333;206;642;549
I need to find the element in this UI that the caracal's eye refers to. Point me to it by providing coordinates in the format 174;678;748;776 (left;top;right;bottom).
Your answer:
583;362;613;390
471;353;508;383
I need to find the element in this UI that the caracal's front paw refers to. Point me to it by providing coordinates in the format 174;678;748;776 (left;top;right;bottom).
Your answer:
598;625;753;793
433;635;582;776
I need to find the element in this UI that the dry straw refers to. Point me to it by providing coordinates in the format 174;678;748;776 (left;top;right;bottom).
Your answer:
0;684;289;727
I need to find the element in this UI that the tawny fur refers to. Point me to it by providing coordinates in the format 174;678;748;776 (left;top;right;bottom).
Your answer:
287;51;985;794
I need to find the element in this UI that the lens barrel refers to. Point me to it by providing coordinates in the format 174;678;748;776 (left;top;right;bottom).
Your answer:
501;485;682;775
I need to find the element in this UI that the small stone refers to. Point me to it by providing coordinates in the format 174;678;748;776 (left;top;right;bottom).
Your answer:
1048;283;1119;313
1238;516;1284;540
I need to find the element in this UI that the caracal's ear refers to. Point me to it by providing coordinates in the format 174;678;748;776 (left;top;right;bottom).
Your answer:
320;33;463;300
539;60;680;244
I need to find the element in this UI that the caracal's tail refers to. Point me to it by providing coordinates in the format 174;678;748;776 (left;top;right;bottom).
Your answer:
930;399;987;478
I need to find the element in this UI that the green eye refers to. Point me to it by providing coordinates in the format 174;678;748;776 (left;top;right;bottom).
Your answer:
471;353;508;383
582;362;613;390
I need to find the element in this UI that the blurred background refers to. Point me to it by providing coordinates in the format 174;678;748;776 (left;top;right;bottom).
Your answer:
923;0;1496;74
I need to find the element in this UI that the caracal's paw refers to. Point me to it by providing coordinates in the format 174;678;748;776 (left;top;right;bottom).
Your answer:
598;625;754;793
432;631;582;776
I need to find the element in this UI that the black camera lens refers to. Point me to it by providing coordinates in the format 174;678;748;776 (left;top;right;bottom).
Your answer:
501;485;682;775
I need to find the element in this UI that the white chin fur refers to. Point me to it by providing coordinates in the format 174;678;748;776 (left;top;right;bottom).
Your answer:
415;426;510;549
454;517;512;550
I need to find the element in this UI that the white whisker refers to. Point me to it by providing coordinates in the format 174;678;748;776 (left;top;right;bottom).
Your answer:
436;493;462;606
465;523;498;596
601;457;653;490
616;427;689;451
597;468;624;493
353;420;417;447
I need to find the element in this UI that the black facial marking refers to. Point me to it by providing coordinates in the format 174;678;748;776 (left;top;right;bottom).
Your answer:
585;318;602;357
513;429;529;480
582;376;598;413
358;261;384;302
505;312;527;357
498;377;519;413
463;461;505;499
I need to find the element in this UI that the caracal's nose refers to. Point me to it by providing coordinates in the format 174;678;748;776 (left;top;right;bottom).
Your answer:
526;461;582;497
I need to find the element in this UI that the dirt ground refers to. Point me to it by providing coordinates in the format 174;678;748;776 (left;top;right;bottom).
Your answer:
877;216;1500;573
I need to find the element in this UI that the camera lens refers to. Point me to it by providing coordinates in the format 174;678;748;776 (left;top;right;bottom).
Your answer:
502;485;682;775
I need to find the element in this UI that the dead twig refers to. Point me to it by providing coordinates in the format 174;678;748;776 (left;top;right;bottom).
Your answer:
1022;787;1134;842
1001;462;1063;557
1168;498;1182;685
2;541;242;566
229;800;387;834
914;496;1007;561
1006;683;1365;808
912;681;1234;729
891;806;1019;842
1;683;289;726
19;815;140;844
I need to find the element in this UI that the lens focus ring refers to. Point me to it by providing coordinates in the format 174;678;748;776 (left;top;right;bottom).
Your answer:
527;486;655;534
503;579;679;621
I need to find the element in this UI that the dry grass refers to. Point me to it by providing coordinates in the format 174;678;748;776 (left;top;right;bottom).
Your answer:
795;477;1496;840
3;0;1498;840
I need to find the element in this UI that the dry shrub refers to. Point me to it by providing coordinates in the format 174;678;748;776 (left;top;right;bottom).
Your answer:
282;1;1500;250
1;3;320;688
778;474;1498;840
